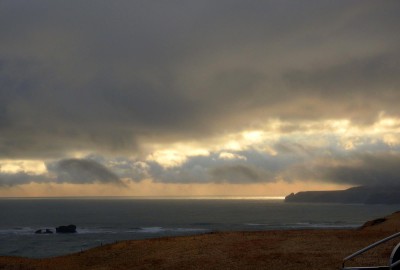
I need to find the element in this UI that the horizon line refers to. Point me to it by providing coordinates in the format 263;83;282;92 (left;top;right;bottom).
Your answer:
0;195;286;200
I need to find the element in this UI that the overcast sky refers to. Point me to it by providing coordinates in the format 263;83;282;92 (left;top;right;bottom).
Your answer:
1;1;400;197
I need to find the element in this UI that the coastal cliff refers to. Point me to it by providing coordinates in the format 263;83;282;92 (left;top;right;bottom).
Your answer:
285;186;400;204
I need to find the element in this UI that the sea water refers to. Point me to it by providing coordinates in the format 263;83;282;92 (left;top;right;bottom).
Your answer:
0;197;399;258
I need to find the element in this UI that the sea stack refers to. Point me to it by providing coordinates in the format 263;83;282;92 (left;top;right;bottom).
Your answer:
56;224;77;233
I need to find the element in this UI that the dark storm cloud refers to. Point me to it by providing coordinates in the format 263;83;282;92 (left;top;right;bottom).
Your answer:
83;154;149;181
2;141;400;187
0;172;51;187
309;153;400;186
145;150;295;184
0;159;125;187
48;159;124;186
0;159;126;188
210;165;267;183
284;50;400;122
141;140;400;185
97;140;400;185
0;0;399;160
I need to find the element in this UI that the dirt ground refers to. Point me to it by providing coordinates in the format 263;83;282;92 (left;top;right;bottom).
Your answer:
1;211;400;270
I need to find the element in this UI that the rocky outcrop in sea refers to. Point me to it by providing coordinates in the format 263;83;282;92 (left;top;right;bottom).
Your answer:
56;224;77;233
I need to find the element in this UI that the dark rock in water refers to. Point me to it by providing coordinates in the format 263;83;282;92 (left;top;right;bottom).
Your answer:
56;224;77;233
45;229;53;234
35;229;42;234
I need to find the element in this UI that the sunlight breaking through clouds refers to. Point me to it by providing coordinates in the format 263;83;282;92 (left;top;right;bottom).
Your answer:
0;160;47;175
1;116;400;190
0;1;400;195
2;115;400;189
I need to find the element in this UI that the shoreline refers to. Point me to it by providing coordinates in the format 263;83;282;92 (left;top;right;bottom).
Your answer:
1;212;400;269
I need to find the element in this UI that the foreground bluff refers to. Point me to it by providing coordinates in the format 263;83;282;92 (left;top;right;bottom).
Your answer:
285;186;400;204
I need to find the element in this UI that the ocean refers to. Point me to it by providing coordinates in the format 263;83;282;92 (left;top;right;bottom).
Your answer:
0;197;399;258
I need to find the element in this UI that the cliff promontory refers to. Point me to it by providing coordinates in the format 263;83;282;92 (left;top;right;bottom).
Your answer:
285;186;400;204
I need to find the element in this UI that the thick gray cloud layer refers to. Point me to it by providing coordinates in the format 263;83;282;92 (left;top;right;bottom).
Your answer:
0;172;50;187
0;1;399;158
2;144;400;187
308;153;400;186
49;159;124;186
145;148;400;187
0;159;124;187
1;1;400;189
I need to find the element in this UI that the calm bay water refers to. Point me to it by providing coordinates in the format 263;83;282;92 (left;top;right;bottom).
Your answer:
0;198;399;258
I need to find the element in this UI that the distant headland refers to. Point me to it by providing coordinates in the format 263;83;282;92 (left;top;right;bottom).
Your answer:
285;186;400;204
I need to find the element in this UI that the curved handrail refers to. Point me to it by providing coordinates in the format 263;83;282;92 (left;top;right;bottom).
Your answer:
391;258;400;269
343;232;400;268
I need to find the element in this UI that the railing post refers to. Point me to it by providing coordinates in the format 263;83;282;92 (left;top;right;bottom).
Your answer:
342;232;400;269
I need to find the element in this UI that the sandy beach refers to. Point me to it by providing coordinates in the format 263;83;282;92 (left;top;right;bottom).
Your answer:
1;211;400;270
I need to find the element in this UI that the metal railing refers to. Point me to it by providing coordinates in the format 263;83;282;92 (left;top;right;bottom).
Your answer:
342;232;400;269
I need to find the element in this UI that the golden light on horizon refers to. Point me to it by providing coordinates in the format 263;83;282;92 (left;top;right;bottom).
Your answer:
0;179;353;198
1;115;400;197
